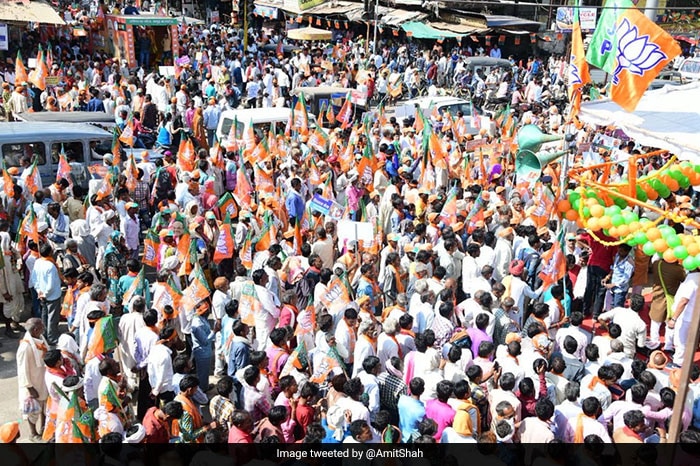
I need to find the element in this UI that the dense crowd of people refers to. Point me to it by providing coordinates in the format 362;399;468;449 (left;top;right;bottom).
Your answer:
0;6;699;458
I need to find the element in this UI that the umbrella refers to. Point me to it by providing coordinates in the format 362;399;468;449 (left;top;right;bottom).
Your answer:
287;26;333;41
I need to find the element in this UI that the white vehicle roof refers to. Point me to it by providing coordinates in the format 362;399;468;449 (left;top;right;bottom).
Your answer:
402;96;470;108
220;107;296;123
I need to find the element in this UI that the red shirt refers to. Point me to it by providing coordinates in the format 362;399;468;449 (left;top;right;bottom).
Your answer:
143;407;170;443
580;232;617;271
295;403;315;438
228;426;253;443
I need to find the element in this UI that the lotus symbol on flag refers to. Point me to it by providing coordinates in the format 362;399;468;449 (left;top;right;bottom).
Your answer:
569;58;582;86
612;18;667;84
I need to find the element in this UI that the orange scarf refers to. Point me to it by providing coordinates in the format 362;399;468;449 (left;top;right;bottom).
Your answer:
363;333;378;351
172;393;204;443
573;413;587;443
389;334;403;359
390;265;405;294
588;376;604;391
61;284;78;318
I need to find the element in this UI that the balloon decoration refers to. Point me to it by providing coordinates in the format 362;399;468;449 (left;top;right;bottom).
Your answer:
560;157;700;270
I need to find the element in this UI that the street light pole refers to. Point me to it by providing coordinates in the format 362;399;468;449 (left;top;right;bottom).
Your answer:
373;0;378;56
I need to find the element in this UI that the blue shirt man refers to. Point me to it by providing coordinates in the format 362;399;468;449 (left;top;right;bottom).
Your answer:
285;178;305;226
397;388;426;442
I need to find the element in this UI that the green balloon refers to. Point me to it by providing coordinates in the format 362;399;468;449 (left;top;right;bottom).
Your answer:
669;169;683;181
640;218;651;225
674;245;689;260
649;178;663;191
667;235;683;248
679;175;691;189
611;214;625;227
643;241;657;256
605;205;622;217
582;207;591;218
694;164;700;173
634;231;647;245
622;212;638;224
657;186;671;198
635;186;648;202
683;256;698;270
614;197;627;209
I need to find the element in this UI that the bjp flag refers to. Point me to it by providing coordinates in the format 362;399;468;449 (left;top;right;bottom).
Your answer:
568;1;590;118
177;137;196;172
213;214;234;264
85;315;118;362
180;265;211;311
336;93;353;129
15;51;28;85
585;0;681;112
538;238;566;291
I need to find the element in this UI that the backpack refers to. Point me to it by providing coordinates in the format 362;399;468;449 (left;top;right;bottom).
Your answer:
154;167;172;200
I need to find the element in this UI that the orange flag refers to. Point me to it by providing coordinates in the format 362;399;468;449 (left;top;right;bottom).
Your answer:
233;165;253;209
539;239;567;290
213;214;235;264
336;93;353;129
177;137;196;172
568;2;590;120
15;52;28;85
180;265;211;311
428;132;448;170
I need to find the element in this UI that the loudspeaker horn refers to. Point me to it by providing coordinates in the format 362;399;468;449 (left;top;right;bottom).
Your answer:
516;149;567;181
516;124;564;153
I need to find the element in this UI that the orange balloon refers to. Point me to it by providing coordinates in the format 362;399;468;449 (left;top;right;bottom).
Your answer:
687;243;700;256
599;216;612;230
660;175;672;186
682;235;695;247
646;227;662;241
616;225;630;238
628;221;640;233
590;204;605;218
681;166;694;178
558;200;572;213
689;171;700;186
587;217;601;231
654;238;669;253
646;188;659;201
586;198;600;207
565;209;578;221
668;179;680;192
663;248;677;263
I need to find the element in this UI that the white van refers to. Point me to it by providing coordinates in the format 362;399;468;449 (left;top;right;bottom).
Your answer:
216;108;317;146
394;97;496;136
0;122;114;190
678;58;700;81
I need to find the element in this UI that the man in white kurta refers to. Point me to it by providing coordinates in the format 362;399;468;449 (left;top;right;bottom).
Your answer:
253;270;280;351
117;296;146;390
17;318;48;439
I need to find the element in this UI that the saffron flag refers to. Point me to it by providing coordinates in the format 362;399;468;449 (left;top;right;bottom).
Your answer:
123;267;146;304
99;378;123;415
539;237;567;290
68;391;94;443
124;153;139;192
18;204;39;247
15;51;28;85
254;162;275;194
233;164;253;209
217;192;238;219
213;214;235;264
569;1;590;118
249;137;270;164
293;93;310;135
319;275;351;314
181;264;211;311
585;0;681;112
28;46;48;91
142;230;159;268
238;281;259;326
310;354;341;384
95;177;113;201
25;159;41;196
111;128;122;167
242;119;256;155
240;229;254;270
326;103;336;125
177;137;196;172
529;182;555;228
286;341;308;372
336;93;353;129
439;186;459;226
428;132;448;170
2;164;14;199
118;119;135;147
308;127;329;153
86;315;118;362
56;148;73;187
255;212;277;252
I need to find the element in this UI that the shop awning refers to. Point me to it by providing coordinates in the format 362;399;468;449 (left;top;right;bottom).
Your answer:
0;0;64;25
401;21;463;39
429;21;488;35
287;26;332;40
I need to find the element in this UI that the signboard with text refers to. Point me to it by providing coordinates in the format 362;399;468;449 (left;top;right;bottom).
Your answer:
555;7;597;31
